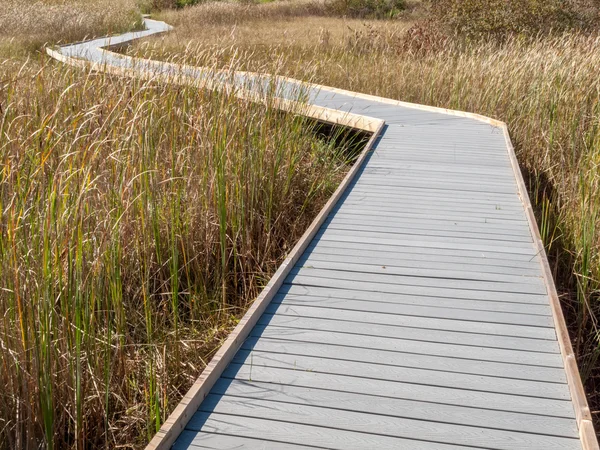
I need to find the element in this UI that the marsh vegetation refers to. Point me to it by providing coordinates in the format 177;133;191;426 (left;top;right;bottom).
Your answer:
1;0;600;447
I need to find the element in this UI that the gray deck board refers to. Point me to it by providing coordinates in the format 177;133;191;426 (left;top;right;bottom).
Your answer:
286;276;551;307
241;335;565;381
277;285;552;314
256;315;561;353
221;363;576;418
185;412;473;450
288;266;547;294
210;379;578;437
325;216;532;237
292;260;544;286
249;317;562;364
173;430;317;450
301;252;544;277
62;21;583;449
305;240;543;265
270;293;552;326
311;234;540;259
329;207;531;227
190;394;580;450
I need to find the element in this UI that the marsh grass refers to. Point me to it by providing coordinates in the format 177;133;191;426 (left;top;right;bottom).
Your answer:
0;55;355;448
134;0;600;428
0;0;142;58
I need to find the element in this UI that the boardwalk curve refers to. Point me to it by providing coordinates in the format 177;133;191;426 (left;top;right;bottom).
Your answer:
47;18;598;450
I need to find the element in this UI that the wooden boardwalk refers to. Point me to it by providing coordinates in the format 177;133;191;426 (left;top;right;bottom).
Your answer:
48;19;598;450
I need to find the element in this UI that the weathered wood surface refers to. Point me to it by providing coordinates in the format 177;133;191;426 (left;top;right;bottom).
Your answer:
48;18;597;450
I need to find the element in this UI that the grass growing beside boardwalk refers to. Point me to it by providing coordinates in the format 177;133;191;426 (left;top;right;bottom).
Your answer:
0;59;354;448
136;0;600;430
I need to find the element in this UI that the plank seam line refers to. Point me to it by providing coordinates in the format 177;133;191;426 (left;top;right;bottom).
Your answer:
295;264;539;284
239;342;568;381
265;312;561;344
178;430;329;450
273;300;554;329
224;361;573;402
288;280;550;303
187;410;562;450
282;283;550;305
255;322;560;354
207;392;580;440
273;295;553;317
220;373;579;421
289;275;547;297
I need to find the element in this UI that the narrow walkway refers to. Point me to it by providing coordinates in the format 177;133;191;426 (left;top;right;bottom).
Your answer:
48;19;597;450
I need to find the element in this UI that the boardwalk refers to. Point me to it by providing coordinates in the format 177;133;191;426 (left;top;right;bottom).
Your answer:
48;19;597;450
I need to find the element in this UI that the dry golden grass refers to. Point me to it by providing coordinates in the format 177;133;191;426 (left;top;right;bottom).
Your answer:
0;0;142;58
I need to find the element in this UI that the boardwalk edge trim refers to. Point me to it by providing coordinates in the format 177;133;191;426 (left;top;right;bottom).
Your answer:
44;18;598;450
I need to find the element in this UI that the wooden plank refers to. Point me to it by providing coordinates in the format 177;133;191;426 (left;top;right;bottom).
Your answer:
257;315;561;354
231;349;570;400
372;148;512;160
299;255;544;284
362;162;516;177
172;430;314;449
330;206;530;228
339;192;525;211
185;411;469;450
278;284;552;315
193;394;581;450
271;292;553;327
346;184;522;202
305;242;542;271
287;275;551;307
323;221;533;243
337;193;524;212
211;379;578;437
352;173;519;189
317;230;537;260
266;302;557;341
331;205;530;225
333;206;526;225
325;215;532;238
353;178;517;193
359;157;513;170
336;203;523;220
222;363;576;418
242;334;566;382
333;204;529;224
313;233;538;259
317;228;536;252
289;265;547;295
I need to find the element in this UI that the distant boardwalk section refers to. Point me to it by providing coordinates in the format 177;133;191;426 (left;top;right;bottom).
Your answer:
47;18;598;450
